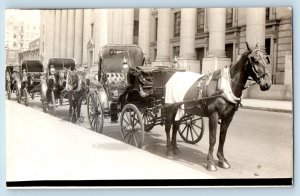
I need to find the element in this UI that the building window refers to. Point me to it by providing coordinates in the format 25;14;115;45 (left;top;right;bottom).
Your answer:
154;49;157;61
91;23;94;39
174;12;181;37
155;17;158;41
13;33;17;39
197;8;205;33
13;42;17;48
226;8;233;28
134;20;139;36
265;38;271;55
173;46;180;58
266;8;270;21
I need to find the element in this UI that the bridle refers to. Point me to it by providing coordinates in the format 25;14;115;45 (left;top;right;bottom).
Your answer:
246;48;270;85
230;48;270;89
66;70;81;92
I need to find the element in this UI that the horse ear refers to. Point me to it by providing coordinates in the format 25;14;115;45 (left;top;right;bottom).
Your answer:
246;42;252;52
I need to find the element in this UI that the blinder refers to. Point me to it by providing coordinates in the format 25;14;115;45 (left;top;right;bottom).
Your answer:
246;48;270;85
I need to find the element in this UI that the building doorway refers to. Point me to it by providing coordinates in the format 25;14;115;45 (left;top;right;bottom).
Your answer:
196;47;205;73
89;50;93;67
225;43;233;62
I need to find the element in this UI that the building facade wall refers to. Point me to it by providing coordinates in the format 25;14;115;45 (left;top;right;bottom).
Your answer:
40;8;292;100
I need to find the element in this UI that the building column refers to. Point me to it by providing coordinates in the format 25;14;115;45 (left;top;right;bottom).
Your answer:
46;10;56;60
54;10;61;57
99;9;109;49
74;9;84;66
202;8;231;73
138;8;151;65
178;8;200;72
153;8;172;67
122;9;134;44
40;11;46;63
82;9;92;67
246;8;266;49
94;9;109;65
60;9;68;58
66;9;75;58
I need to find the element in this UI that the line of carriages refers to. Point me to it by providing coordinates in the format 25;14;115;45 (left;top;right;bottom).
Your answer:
5;44;205;149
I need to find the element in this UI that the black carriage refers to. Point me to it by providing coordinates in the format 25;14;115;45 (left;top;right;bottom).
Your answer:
19;60;44;106
87;44;204;148
5;64;21;100
41;58;76;114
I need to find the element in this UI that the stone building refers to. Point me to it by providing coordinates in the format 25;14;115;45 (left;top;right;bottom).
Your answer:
40;8;292;100
5;10;40;66
18;38;40;62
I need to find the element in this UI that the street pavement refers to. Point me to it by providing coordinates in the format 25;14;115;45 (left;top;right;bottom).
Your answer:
241;98;292;113
5;94;293;181
6;100;213;182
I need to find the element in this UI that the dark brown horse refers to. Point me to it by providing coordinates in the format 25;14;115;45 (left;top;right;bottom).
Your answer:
65;70;87;123
164;42;271;171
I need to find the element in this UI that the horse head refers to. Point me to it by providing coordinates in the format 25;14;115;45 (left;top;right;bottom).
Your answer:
66;70;80;91
246;42;272;91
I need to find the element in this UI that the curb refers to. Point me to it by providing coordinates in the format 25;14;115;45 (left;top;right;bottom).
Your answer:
241;106;292;114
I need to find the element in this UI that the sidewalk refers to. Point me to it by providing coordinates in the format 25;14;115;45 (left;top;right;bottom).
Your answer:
6;100;212;183
241;98;293;113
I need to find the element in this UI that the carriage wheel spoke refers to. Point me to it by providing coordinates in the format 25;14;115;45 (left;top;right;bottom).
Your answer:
180;125;187;134
186;125;190;140
193;123;202;130
191;126;200;138
123;129;131;140
190;125;195;141
133;135;138;146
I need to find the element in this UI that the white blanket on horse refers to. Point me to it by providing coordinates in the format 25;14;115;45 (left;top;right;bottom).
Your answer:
219;67;241;104
165;72;203;121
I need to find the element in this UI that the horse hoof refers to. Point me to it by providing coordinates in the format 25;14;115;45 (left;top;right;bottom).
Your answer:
219;161;231;169
173;148;181;155
206;164;217;171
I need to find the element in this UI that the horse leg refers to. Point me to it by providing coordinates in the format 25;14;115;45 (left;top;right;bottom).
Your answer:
72;102;77;123
164;107;173;157
77;97;83;122
207;112;219;171
68;99;73;122
217;116;233;169
171;119;181;154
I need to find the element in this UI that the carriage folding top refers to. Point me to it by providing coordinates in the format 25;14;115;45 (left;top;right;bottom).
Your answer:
21;60;44;73
100;44;144;73
47;58;76;71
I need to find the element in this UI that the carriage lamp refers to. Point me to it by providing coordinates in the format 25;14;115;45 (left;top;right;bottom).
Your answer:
122;57;129;83
50;67;56;75
22;69;27;81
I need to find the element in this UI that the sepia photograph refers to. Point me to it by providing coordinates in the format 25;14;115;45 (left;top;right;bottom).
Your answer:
5;7;293;187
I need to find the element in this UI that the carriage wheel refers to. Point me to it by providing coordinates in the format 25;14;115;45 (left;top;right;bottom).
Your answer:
16;88;21;103
178;115;204;144
120;104;144;148
142;109;157;132
51;91;56;116
7;83;12;100
23;88;29;106
87;92;104;133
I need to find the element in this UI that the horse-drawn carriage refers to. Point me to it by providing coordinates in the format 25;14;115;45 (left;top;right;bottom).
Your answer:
41;58;76;114
18;60;44;106
87;45;205;148
5;64;21;100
